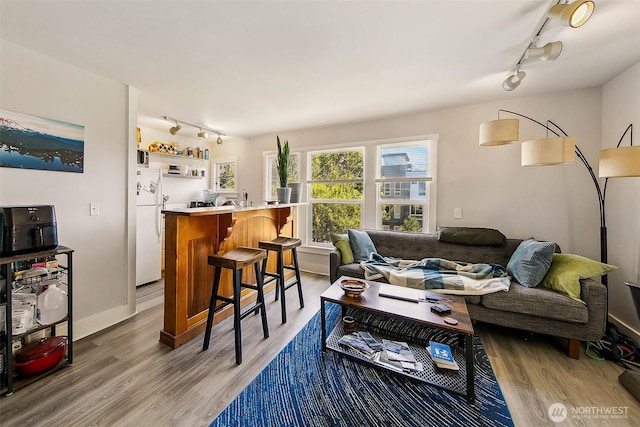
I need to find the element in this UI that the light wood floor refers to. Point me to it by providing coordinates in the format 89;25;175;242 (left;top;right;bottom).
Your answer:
1;273;638;427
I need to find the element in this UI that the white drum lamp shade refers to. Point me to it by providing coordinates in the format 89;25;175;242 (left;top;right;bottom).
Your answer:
521;137;576;166
479;119;519;146
599;146;640;177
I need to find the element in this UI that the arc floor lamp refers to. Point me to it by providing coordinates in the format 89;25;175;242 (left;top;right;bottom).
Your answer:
479;110;638;286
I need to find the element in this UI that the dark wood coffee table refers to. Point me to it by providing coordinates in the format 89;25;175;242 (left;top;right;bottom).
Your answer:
320;276;476;404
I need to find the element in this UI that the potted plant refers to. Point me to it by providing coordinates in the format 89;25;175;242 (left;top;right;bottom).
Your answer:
276;135;291;203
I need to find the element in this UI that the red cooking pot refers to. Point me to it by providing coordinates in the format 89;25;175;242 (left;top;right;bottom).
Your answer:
14;336;67;375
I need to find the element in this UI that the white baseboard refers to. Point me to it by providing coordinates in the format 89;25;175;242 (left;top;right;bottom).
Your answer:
73;304;136;341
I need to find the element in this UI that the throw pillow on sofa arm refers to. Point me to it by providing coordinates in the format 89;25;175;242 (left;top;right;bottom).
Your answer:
330;233;354;265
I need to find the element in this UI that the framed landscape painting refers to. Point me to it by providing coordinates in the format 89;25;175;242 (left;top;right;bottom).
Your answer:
0;109;84;173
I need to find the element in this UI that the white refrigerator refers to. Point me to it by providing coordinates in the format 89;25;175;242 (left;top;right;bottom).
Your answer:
136;167;163;286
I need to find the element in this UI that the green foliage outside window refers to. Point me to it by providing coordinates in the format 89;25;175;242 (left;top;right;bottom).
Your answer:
218;163;235;190
311;150;364;243
399;216;422;232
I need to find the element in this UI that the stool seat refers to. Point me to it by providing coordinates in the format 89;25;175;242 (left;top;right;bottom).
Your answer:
203;246;269;365
259;236;304;323
208;247;267;269
258;237;301;252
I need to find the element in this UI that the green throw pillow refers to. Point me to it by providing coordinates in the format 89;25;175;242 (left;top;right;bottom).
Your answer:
347;229;377;262
330;233;354;265
540;253;617;303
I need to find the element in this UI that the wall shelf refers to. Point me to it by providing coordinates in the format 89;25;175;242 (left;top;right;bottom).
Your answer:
150;152;208;163
162;173;204;179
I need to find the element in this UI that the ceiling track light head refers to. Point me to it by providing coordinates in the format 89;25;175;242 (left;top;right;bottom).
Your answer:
169;121;182;135
162;116;226;141
548;0;595;28
503;70;526;91
216;135;223;145
525;41;563;62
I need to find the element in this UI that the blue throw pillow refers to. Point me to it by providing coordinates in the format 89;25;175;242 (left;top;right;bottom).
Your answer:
347;229;377;262
507;239;556;288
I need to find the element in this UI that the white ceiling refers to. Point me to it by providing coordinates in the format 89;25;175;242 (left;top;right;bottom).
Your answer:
1;1;639;138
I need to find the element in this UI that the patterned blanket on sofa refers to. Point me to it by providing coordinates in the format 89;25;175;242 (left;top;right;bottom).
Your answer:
360;253;511;295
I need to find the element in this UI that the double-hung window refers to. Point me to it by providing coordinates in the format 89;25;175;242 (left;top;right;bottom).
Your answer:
376;140;433;232
264;153;300;200
307;148;364;243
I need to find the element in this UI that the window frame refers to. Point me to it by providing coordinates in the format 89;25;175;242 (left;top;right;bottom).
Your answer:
375;139;436;234
306;146;365;246
212;156;238;194
263;152;301;201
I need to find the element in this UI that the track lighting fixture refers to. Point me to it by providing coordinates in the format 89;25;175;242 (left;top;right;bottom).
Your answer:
169;121;182;135
525;41;563;62
548;0;595;28
500;0;595;91
162;116;226;142
502;69;526;91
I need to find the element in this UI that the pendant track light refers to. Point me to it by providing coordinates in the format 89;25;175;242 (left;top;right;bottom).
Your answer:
548;0;595;28
525;41;563;62
502;70;526;91
500;0;595;91
162;116;226;143
169;121;182;135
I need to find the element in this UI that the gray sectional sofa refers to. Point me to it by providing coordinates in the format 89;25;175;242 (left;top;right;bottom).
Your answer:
329;229;608;359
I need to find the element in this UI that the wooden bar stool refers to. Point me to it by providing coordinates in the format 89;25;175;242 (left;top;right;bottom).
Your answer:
258;236;304;323
202;246;269;365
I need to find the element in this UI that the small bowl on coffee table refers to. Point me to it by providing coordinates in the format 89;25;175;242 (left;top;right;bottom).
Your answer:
340;279;369;298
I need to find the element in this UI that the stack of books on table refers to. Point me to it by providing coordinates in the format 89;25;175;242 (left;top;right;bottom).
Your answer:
426;340;459;371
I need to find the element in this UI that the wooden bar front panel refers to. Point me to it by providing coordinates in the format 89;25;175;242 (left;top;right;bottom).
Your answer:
160;205;295;348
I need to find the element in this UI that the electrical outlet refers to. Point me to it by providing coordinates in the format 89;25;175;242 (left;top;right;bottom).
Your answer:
454;208;462;219
90;202;100;216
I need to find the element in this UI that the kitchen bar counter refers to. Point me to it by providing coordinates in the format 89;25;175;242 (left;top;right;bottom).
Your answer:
160;203;300;348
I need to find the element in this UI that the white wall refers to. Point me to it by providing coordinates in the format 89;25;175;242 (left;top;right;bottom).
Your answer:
242;88;604;275
602;62;640;339
0;40;134;339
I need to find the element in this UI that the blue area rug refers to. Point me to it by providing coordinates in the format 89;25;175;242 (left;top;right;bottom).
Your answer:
211;303;513;427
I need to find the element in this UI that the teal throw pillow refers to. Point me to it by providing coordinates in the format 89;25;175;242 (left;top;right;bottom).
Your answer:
330;233;354;265
507;239;556;288
347;229;377;262
540;253;617;302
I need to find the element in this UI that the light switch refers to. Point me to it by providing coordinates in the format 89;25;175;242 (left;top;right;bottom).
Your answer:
454;208;462;219
90;202;100;216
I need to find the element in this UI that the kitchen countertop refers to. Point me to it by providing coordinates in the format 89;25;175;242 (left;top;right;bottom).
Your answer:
162;203;305;216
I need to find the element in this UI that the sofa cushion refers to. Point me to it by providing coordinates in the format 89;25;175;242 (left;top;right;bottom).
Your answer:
330;233;354;265
507;239;555;288
480;282;588;323
348;229;377;262
437;226;506;247
337;263;365;280
540;253;617;303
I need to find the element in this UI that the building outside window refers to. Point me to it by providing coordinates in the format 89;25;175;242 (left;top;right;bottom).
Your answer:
377;141;432;232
